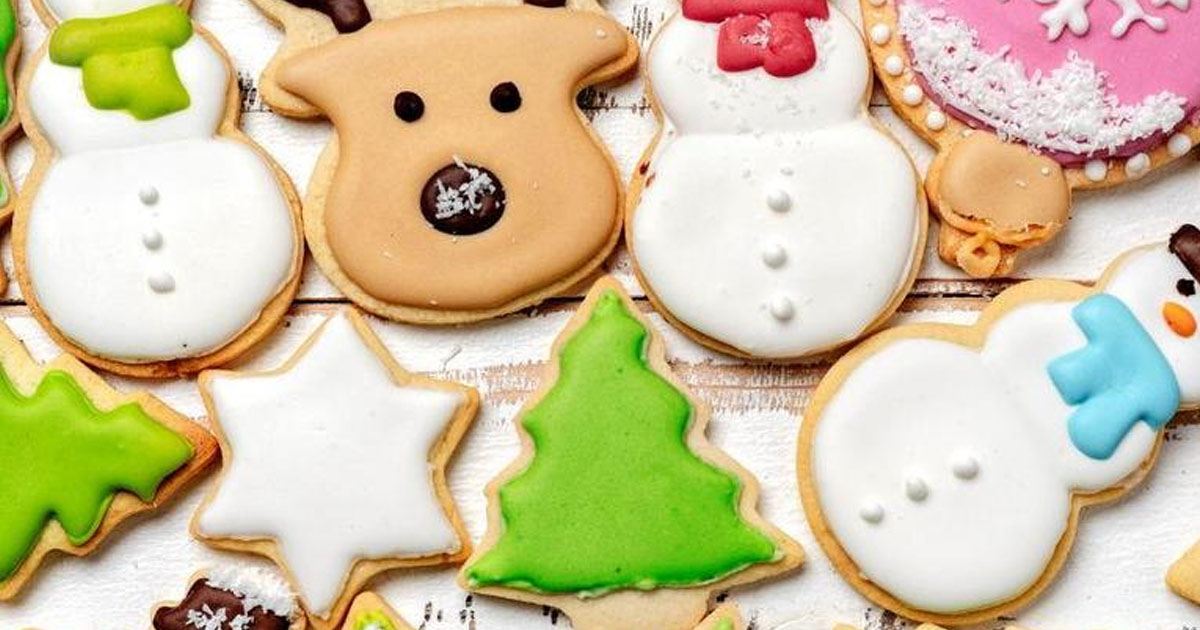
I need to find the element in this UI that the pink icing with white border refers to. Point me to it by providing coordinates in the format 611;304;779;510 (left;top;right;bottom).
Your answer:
897;0;1200;162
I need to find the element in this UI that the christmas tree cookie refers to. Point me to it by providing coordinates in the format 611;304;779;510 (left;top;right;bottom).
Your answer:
462;277;802;630
0;321;216;599
1169;539;1200;605
341;592;412;630
193;308;478;630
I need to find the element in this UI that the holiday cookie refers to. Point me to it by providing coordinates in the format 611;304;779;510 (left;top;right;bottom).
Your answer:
152;566;305;630
192;308;478;630
462;278;803;630
1169;539;1200;605
628;0;926;360
13;0;304;377
340;592;412;630
863;0;1200;277
0;0;19;295
247;0;637;323
0;320;216;599
799;224;1200;624
693;603;744;630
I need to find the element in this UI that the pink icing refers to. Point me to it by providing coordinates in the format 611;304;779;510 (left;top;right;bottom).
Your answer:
899;0;1200;161
934;0;1200;106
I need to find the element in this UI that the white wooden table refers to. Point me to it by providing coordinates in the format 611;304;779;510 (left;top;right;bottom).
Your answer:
3;1;1200;628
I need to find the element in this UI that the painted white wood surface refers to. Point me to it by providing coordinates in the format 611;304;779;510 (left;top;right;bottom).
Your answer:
0;0;1199;629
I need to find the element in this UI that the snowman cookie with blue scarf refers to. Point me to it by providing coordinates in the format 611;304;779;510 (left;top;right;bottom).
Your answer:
800;224;1200;625
14;0;303;377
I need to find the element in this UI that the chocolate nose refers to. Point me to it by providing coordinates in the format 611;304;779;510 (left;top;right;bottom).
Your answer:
421;160;507;235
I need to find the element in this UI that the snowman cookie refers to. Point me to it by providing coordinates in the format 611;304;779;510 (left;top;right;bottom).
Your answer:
799;224;1200;624
13;0;304;377
247;0;637;324
864;0;1200;277
628;0;926;361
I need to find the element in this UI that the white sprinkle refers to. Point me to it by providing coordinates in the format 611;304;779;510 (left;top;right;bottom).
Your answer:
595;28;608;39
147;272;175;293
1169;132;1194;157
951;451;980;480
884;55;905;76
769;295;795;321
1084;159;1109;182
1125;152;1151;178
905;475;929;502
766;188;792;212
926;110;947;131
1040;166;1052;176
141;228;163;250
139;186;159;205
761;243;787;268
902;84;924;106
870;23;892;45
205;566;297;618
859;501;885;524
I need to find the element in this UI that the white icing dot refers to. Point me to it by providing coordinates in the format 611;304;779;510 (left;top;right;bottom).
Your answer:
1084;159;1108;182
859;501;885;524
766;188;792;212
902;84;924;106
883;55;905;76
138;186;159;205
769;295;795;321
1169;133;1194;157
904;475;929;502
595;28;608;39
141;228;163;250
1040;166;1052;176
925;110;947;131
761;243;787;268
147;271;175;293
950;452;980;480
870;23;892;45
1125;152;1151;178
868;0;886;6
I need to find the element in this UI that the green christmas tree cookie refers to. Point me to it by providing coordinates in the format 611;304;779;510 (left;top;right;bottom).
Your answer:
0;323;216;598
463;278;802;630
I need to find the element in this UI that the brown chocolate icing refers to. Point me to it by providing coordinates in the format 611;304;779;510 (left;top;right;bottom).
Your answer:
420;162;507;236
1170;224;1200;283
153;580;290;630
286;0;371;33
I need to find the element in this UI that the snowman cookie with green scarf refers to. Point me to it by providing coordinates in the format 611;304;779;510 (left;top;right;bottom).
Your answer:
15;0;303;377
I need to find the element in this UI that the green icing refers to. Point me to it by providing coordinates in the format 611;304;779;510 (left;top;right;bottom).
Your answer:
715;619;734;630
466;291;778;595
0;369;193;581
0;0;16;123
49;5;193;121
354;611;396;630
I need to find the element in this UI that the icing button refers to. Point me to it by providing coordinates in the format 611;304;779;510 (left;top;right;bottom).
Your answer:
904;475;929;502
138;186;159;206
147;272;175;294
141;228;163;251
859;501;885;524
950;452;980;480
1084;159;1108;182
1125;153;1151;178
761;243;787;268
925;110;947;131
870;23;891;45
769;295;795;321
901;84;924;106
1169;133;1194;158
766;188;792;213
883;55;904;76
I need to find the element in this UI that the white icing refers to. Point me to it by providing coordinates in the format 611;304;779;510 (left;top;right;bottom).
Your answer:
1085;158;1110;180
1035;0;1188;40
196;312;465;617
901;84;924;106
901;1;1187;156
869;23;891;45
1169;132;1194;156
24;27;298;362
883;54;905;76
1126;151;1152;176
632;9;921;359
44;0;173;21
925;109;947;131
811;245;1200;613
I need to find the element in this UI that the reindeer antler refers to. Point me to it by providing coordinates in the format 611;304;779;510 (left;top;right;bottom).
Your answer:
285;0;370;32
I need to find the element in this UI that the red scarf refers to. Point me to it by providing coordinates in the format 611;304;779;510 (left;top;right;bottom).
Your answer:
682;0;829;77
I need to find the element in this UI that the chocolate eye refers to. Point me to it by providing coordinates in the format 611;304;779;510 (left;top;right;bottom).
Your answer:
393;91;424;123
490;82;522;113
1179;278;1196;297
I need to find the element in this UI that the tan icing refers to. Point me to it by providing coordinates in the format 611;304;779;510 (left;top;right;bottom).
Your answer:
278;7;630;311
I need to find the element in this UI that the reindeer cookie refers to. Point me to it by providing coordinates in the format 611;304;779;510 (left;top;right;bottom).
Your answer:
628;0;926;361
864;0;1200;277
13;0;304;377
249;0;637;324
799;224;1200;624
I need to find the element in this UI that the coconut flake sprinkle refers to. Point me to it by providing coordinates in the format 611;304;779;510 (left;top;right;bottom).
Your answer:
435;156;499;220
899;0;1187;156
205;566;298;619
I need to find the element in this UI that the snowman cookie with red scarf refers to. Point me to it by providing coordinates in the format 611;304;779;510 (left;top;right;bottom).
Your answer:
628;0;925;361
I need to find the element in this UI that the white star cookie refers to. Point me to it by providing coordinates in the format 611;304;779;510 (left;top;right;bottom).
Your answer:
191;309;477;630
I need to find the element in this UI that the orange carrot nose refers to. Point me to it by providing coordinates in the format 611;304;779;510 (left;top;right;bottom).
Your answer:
1163;301;1197;338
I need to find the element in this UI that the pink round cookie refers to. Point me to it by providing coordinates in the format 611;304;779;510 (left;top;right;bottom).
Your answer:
897;0;1200;164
